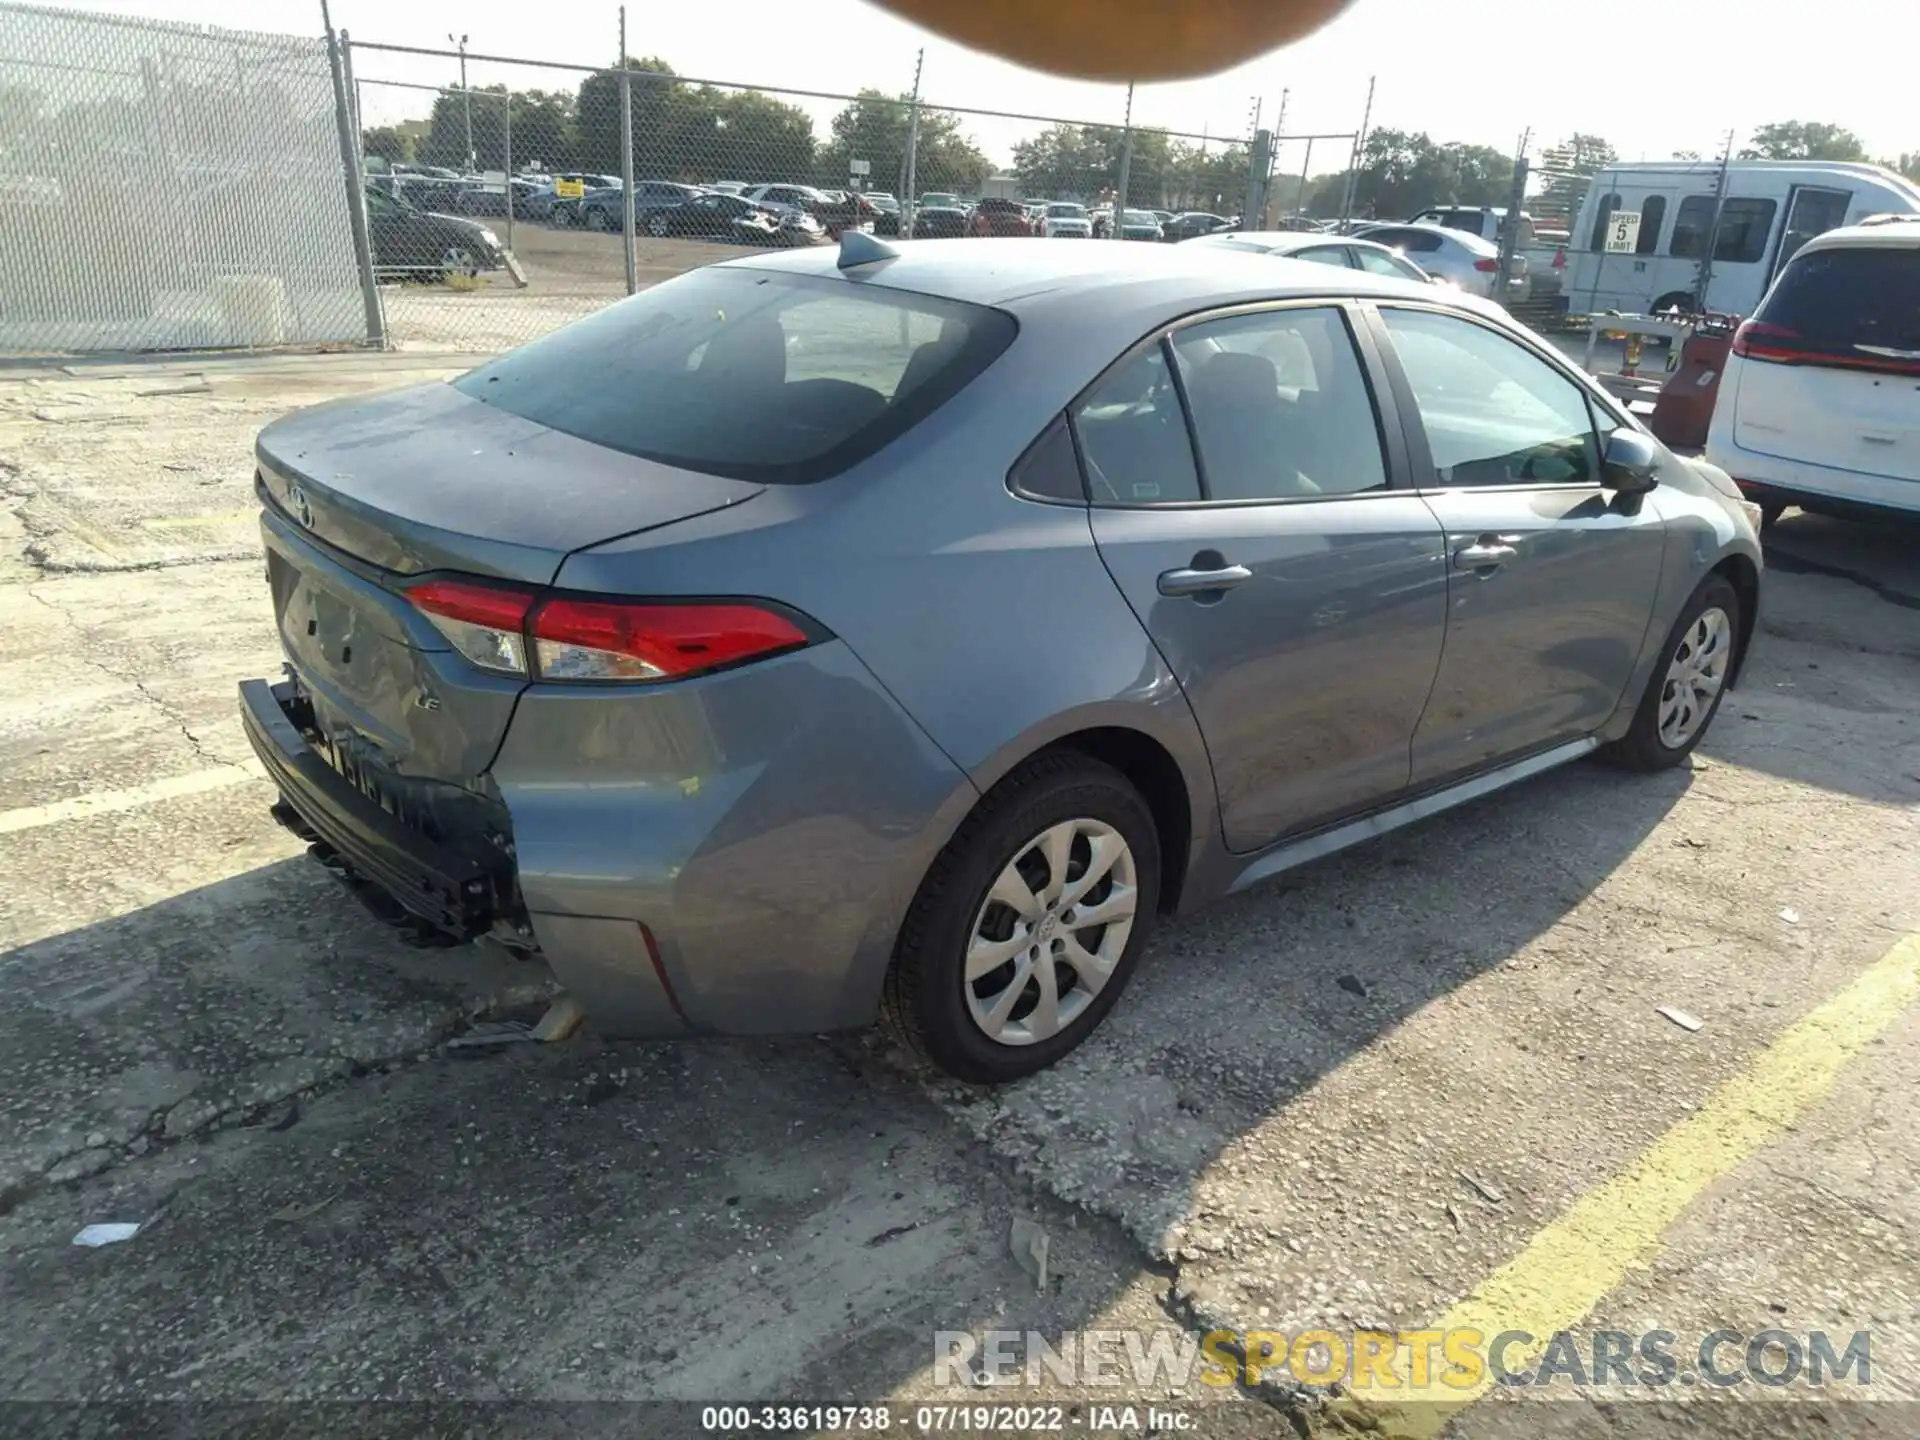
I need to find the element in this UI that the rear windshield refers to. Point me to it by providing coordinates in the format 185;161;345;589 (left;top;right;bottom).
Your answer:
453;267;1016;484
1757;246;1920;356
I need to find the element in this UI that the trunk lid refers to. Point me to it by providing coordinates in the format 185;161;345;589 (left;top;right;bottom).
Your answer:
255;381;764;584
255;381;764;784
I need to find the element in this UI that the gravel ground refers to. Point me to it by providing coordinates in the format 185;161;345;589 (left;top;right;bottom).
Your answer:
1;353;1916;1438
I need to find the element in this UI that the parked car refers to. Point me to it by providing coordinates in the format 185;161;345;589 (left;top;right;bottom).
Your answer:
810;189;881;238
1705;218;1920;525
1185;228;1438;285
919;191;963;211
970;197;1035;237
241;236;1761;1085
544;174;624;226
644;190;823;246
867;193;904;236
581;180;707;232
912;206;969;238
708;181;750;195
458;178;543;218
1351;222;1528;302
1039;202;1094;239
1161;211;1235;242
1408;206;1563;307
364;185;503;281
1564;160;1920;318
1115;208;1164;241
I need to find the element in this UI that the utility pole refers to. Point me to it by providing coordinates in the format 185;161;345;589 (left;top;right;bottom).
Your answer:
449;33;472;169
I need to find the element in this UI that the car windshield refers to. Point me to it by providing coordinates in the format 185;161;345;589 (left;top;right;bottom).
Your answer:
1122;210;1156;224
453;267;1017;484
1758;245;1920;354
1048;204;1086;218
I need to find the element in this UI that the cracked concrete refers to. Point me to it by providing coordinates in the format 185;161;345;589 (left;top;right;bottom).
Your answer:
1;354;1915;1435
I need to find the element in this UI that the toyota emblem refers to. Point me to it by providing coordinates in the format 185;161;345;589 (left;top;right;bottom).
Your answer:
287;484;313;528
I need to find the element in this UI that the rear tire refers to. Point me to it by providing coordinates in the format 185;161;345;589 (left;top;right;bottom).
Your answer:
881;753;1161;1083
1759;500;1787;530
1599;575;1741;772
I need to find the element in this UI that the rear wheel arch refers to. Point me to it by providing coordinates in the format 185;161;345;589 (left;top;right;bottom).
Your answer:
1032;727;1194;915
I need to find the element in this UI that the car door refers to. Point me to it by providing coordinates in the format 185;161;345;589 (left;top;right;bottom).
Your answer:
1769;185;1853;282
1366;304;1666;785
364;186;428;269
1082;303;1449;852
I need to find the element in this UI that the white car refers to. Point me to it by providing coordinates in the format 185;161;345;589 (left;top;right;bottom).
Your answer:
1351;222;1529;302
1184;228;1439;285
1705;217;1920;525
1039;202;1093;238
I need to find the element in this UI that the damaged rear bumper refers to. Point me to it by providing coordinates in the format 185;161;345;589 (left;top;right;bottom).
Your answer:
240;677;505;941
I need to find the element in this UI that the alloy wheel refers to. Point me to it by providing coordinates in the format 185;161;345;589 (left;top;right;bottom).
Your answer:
964;817;1138;1046
1658;606;1731;748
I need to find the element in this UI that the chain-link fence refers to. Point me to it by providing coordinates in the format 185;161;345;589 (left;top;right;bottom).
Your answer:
0;1;370;354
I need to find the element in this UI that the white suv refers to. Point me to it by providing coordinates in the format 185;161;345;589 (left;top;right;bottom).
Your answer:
1039;202;1093;238
1706;218;1920;525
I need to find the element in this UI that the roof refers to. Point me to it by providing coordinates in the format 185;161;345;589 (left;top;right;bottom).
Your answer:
715;235;1435;311
1591;159;1920;191
1796;219;1920;255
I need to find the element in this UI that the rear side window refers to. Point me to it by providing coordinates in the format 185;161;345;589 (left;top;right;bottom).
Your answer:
1714;199;1777;263
1071;343;1202;504
1635;195;1666;254
453;267;1015;484
1670;195;1716;257
1588;193;1621;251
1754;247;1920;371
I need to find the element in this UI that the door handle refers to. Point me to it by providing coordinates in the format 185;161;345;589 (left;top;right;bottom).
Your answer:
1157;564;1252;597
1454;536;1521;572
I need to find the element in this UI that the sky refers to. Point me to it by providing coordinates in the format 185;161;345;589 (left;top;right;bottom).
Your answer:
41;0;1918;175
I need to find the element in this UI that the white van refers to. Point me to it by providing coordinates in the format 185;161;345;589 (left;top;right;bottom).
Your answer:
1564;160;1920;318
1705;216;1920;523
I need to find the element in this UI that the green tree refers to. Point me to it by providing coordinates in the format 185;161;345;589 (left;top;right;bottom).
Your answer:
361;125;414;164
1741;121;1867;162
818;90;990;196
1165;139;1251;213
511;90;579;172
1881;151;1919;182
1534;132;1617;232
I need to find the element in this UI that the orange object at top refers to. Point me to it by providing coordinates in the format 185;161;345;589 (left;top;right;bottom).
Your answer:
867;0;1358;80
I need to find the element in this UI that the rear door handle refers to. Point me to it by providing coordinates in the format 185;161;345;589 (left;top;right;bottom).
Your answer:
1454;537;1521;571
1157;564;1252;597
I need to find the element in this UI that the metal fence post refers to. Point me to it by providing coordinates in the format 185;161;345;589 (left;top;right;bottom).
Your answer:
619;6;636;294
901;48;924;240
1495;153;1529;299
1243;129;1271;228
323;16;385;347
502;89;514;252
1339;75;1375;226
1112;81;1134;237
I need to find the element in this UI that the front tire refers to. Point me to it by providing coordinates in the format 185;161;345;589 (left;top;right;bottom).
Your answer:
1600;575;1740;772
882;753;1161;1083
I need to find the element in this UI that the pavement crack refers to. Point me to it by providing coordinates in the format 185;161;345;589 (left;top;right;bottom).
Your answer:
24;583;236;767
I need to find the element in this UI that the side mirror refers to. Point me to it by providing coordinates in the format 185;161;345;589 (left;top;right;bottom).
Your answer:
1603;429;1661;493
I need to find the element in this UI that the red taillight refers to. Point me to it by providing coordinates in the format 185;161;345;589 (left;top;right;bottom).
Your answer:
1473;257;1498;273
1731;320;1801;360
403;580;810;683
531;600;808;682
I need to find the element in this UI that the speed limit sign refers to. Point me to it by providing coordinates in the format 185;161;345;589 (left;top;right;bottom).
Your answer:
1604;211;1642;253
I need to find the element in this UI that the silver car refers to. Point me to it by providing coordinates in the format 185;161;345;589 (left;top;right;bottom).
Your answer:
240;237;1762;1083
1185;228;1438;284
1351;221;1529;302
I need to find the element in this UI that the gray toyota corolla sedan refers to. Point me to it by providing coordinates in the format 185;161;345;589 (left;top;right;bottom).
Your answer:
240;235;1762;1082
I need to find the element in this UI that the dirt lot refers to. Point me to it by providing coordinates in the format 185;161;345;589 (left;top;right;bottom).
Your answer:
1;353;1918;1438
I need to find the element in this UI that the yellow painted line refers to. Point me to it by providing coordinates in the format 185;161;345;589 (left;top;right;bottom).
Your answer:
1363;932;1920;1434
0;760;266;836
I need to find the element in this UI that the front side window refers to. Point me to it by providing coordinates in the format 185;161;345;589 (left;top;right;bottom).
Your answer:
1294;245;1356;269
1588;193;1622;252
1169;307;1388;501
1071;343;1202;504
454;267;1015;484
1380;308;1599;487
